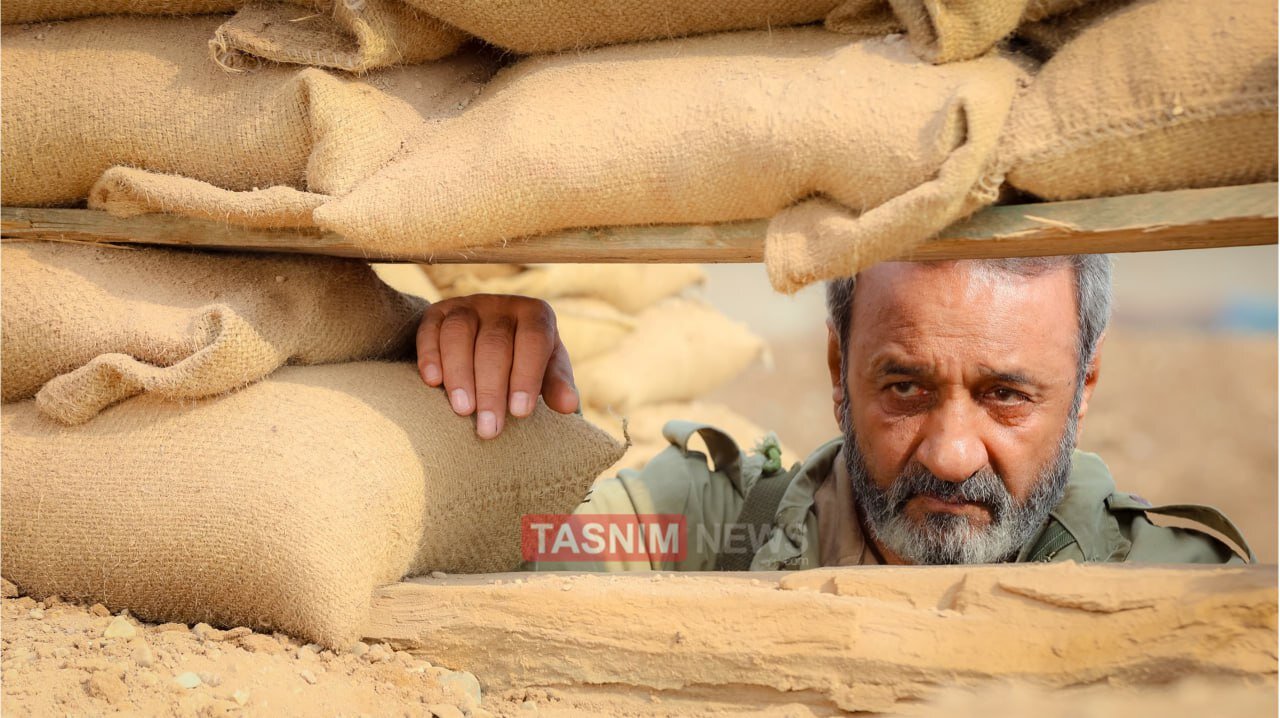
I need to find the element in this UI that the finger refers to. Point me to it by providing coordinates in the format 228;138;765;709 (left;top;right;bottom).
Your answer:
473;312;516;439
438;306;478;417
508;305;557;419
542;340;580;414
415;307;444;386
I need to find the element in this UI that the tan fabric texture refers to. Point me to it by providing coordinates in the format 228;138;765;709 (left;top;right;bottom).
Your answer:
1;361;625;647
88;167;328;229
575;298;763;411
421;263;523;290
211;0;467;74
1;16;497;209
888;0;1093;63
1;242;426;425
399;0;841;54
370;263;443;302
825;0;1094;62
442;265;705;315
0;0;238;23
548;298;637;363
315;29;1022;292
1002;0;1279;200
1016;0;1133;58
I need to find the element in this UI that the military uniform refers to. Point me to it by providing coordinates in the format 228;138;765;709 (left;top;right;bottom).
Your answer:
532;421;1252;571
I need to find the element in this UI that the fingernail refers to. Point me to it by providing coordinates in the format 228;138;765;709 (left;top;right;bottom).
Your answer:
450;388;471;414
510;391;532;417
477;411;497;439
423;364;441;384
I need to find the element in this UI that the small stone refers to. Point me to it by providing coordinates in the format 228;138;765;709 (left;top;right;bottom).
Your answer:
232;689;250;706
174;672;203;689
275;275;285;283
103;616;137;640
439;671;482;705
193;623;227;642
520;701;539;713
346;641;370;657
85;671;130;705
1;579;18;598
132;642;155;668
199;672;223;688
299;669;317;685
429;571;447;579
154;623;188;633
12;596;37;610
362;643;392;663
426;705;464;718
236;634;283;655
29;607;44;619
88;604;111;617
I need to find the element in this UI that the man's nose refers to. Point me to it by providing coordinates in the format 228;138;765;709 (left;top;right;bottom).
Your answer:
915;399;989;483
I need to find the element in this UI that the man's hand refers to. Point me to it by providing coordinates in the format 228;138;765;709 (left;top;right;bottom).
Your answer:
417;294;579;439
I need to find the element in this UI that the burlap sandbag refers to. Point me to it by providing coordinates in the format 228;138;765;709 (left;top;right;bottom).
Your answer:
1;242;425;425
211;0;467;74
1;16;497;209
399;0;841;54
576;298;763;411
88;167;328;229
1002;0;1279;201
0;0;237;23
421;263;523;290
548;298;637;363
443;265;706;315
315;29;1022;292
1;361;625;647
371;263;443;302
835;0;1095;63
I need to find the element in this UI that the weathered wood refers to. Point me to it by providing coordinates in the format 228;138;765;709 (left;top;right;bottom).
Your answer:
362;564;1277;715
3;183;1275;263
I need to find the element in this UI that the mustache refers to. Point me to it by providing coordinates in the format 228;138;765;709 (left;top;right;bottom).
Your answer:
885;465;1012;522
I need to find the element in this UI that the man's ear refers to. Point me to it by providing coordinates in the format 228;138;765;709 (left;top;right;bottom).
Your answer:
1075;331;1106;441
826;319;845;426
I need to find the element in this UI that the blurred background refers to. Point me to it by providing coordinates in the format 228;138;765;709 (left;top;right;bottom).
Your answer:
700;245;1278;562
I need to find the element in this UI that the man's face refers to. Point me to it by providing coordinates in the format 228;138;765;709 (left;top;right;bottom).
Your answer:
830;261;1096;564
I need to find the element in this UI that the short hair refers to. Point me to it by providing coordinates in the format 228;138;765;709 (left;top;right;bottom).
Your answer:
825;255;1113;384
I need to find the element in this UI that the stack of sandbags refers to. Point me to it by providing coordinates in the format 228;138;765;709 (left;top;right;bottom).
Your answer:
316;27;1026;292
1;15;499;218
424;264;784;472
0;243;625;647
1000;0;1278;200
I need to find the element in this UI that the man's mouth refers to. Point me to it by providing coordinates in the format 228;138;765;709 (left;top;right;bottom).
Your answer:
911;493;994;519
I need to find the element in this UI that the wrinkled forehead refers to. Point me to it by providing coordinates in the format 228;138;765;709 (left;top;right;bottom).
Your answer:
848;261;1079;371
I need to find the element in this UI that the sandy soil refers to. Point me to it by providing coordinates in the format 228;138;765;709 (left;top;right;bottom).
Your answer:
0;584;485;718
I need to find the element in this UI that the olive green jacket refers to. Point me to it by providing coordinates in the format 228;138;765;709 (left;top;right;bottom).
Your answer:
531;421;1252;571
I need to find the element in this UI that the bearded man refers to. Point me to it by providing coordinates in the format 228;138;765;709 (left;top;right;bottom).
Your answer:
417;255;1252;568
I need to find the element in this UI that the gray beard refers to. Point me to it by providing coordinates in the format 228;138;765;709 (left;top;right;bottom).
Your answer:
840;397;1076;565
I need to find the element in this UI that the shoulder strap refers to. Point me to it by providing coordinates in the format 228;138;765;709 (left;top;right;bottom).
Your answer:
661;420;744;492
1107;494;1256;563
715;463;796;571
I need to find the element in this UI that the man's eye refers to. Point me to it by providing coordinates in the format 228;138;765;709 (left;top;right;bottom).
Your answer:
888;382;923;398
989;387;1028;404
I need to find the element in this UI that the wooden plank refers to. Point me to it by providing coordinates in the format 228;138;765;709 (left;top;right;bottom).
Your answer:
2;183;1275;263
361;564;1277;714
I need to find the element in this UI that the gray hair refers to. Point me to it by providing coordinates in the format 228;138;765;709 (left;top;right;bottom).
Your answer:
825;255;1113;386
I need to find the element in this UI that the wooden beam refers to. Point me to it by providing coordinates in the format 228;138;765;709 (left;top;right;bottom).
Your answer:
3;183;1275;263
363;564;1277;715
